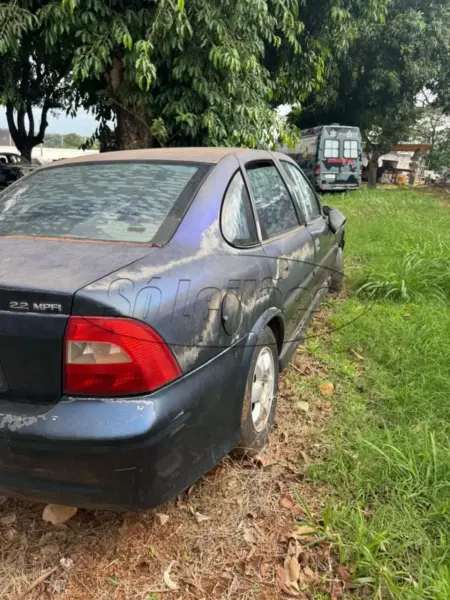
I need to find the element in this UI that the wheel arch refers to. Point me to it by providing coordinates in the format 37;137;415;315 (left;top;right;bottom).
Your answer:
250;308;285;357
266;316;284;355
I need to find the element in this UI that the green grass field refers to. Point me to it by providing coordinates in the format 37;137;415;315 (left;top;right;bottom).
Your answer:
307;188;450;599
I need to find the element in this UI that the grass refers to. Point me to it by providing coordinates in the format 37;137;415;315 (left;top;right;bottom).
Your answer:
304;187;450;599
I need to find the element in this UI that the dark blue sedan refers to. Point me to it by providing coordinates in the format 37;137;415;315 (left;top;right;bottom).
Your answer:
0;148;346;510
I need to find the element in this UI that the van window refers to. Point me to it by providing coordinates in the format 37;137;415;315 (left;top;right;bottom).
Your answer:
344;140;359;159
324;139;340;158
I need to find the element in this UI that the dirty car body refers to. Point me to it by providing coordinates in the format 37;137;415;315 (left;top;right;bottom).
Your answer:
0;148;345;510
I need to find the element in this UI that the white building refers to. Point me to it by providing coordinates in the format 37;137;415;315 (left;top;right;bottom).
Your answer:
0;145;99;164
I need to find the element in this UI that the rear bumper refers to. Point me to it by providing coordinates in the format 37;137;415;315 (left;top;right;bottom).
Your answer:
0;340;251;511
319;183;360;192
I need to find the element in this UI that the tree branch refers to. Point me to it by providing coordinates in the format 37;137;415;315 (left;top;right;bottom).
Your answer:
17;109;27;139
5;103;19;147
34;101;50;145
26;103;34;139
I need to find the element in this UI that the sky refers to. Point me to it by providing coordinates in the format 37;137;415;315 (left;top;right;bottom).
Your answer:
1;105;293;138
0;107;98;137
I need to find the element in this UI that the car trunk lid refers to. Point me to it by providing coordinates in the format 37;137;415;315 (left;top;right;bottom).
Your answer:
0;237;152;406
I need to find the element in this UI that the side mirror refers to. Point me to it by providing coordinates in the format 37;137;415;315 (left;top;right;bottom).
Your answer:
326;207;347;234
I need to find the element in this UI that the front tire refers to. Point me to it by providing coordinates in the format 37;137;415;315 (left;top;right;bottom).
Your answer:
236;327;279;457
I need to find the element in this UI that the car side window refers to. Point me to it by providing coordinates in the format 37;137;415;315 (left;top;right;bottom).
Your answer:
246;162;299;240
221;171;258;247
280;161;322;222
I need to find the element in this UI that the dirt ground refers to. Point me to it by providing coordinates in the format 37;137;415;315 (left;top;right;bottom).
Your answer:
0;309;349;600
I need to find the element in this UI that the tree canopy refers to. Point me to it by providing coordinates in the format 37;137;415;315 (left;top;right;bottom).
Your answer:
1;0;388;154
290;0;450;185
0;2;75;160
412;102;450;171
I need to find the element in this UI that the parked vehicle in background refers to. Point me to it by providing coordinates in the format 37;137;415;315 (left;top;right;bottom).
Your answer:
0;153;37;190
438;169;450;184
0;147;346;511
288;125;363;192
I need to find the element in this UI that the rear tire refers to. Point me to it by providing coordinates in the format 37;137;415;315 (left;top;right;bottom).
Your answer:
330;247;345;292
235;327;279;457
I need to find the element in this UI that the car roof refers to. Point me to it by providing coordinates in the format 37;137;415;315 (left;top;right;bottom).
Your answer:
45;147;272;167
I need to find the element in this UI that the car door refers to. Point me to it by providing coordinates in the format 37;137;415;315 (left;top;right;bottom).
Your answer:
278;159;336;293
242;160;315;345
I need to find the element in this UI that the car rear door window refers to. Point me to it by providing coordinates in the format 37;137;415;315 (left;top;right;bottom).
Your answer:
0;162;206;243
324;139;339;158
221;171;258;247
246;162;299;240
280;161;322;222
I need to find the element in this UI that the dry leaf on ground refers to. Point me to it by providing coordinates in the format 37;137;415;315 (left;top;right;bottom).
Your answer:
163;561;179;591
293;525;317;537
319;382;334;397
299;566;319;586
243;527;257;544
283;539;302;593
155;513;169;526
60;558;74;570
285;557;300;590
42;505;78;525
296;401;310;413
0;513;16;526
194;512;210;524
337;565;352;580
280;494;294;510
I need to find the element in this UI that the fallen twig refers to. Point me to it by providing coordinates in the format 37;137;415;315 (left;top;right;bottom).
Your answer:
351;349;365;361
291;363;304;375
18;566;58;600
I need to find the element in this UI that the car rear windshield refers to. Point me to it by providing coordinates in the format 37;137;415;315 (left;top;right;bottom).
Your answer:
0;161;204;243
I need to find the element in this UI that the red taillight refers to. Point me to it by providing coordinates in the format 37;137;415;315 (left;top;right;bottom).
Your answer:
63;317;181;397
314;164;321;177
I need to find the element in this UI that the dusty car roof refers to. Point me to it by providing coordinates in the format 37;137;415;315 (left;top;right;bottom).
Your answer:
47;147;252;167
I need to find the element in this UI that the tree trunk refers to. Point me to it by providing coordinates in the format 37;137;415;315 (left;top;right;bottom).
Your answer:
105;55;153;150
19;145;33;163
368;155;379;188
116;105;152;150
6;102;49;163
